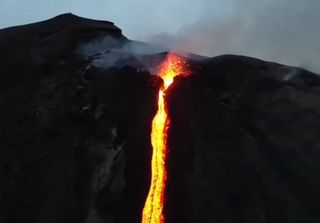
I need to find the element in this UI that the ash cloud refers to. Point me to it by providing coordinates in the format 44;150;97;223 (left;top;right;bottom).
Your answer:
145;0;320;73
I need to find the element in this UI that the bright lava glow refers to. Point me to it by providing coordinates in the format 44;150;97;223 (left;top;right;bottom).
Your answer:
142;54;188;223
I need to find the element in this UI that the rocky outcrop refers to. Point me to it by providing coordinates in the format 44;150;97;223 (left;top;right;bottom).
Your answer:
0;13;125;69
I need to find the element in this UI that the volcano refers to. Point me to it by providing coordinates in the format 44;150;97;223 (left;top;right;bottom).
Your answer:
1;13;320;223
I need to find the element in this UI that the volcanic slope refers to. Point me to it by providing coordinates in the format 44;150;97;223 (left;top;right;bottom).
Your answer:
1;13;320;223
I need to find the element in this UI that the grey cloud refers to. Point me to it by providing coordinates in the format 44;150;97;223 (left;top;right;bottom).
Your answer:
145;0;320;73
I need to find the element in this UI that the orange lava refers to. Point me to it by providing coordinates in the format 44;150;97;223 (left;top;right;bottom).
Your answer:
142;54;188;223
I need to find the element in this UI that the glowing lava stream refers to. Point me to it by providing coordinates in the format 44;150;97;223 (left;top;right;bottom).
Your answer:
142;54;188;223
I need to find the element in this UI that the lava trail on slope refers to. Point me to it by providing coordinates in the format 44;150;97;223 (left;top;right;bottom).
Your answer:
142;54;189;223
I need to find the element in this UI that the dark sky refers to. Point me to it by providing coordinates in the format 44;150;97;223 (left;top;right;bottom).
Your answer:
1;0;319;73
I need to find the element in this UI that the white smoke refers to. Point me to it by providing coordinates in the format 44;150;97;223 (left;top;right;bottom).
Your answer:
77;36;196;74
77;36;172;75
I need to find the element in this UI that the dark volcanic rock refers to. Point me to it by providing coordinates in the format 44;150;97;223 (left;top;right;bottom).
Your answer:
0;13;125;69
165;56;320;223
1;14;320;223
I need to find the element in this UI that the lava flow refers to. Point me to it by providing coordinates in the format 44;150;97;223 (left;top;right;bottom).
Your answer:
142;54;188;223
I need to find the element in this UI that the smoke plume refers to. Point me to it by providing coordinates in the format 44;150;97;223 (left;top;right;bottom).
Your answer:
144;0;320;73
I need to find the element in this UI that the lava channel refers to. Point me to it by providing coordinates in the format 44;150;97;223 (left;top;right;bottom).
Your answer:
142;54;189;223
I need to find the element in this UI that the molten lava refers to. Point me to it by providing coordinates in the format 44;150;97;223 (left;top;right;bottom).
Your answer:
142;54;188;223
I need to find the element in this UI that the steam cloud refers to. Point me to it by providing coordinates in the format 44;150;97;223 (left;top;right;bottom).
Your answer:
144;0;320;73
78;36;170;74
